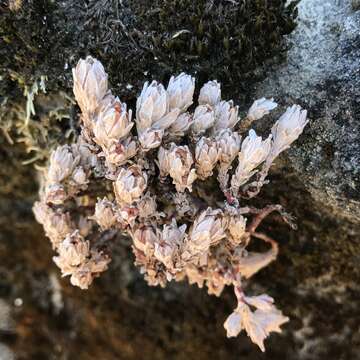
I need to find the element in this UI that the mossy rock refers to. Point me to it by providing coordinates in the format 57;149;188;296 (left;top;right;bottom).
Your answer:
0;0;298;103
3;0;360;359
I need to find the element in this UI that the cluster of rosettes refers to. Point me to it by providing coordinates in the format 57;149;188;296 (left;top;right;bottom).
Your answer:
33;56;308;351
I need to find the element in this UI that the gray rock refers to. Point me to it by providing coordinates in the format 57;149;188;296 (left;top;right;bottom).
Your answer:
256;0;360;222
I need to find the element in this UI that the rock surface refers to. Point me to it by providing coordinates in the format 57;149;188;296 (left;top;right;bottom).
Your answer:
256;0;360;222
0;1;359;359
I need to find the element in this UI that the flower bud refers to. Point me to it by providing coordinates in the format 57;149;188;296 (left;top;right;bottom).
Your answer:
247;98;277;121
198;80;221;107
72;167;88;185
216;129;241;167
72;56;108;113
131;226;158;254
54;231;90;271
167;144;197;192
136;80;168;133
48;145;79;183
70;250;110;289
270;105;308;158
93;198;117;230
192;105;215;134
138;128;164;150
157;146;170;178
195;137;221;179
167;73;195;112
151;108;180;132
231;130;271;190
239;130;271;171
117;206;139;228
114;165;147;205
228;215;247;245
101;137;137;166
93;97;133;147
33;202;73;248
154;220;187;268
188;208;227;255
70;268;93;289
137;193;158;219
71;140;98;169
168;112;193;137
161;220;187;246
45;183;68;205
213;100;239;130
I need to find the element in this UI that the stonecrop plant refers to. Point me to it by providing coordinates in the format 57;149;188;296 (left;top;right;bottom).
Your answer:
33;56;308;351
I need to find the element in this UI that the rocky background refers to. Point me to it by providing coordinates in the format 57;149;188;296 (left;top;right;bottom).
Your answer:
0;0;359;359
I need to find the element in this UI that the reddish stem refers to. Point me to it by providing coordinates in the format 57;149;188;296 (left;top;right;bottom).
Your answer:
251;231;279;254
247;204;283;233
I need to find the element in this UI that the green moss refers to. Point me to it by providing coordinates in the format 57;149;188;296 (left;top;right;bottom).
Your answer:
1;0;298;101
130;0;298;96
